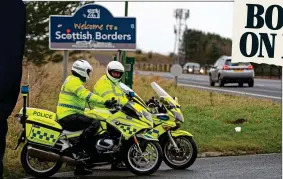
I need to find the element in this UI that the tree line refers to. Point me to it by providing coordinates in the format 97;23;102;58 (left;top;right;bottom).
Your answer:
179;29;232;65
178;29;281;74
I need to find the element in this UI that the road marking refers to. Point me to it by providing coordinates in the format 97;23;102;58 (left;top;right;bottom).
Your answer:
179;83;282;100
245;88;282;94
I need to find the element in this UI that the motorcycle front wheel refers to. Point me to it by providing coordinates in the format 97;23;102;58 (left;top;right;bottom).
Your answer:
124;141;163;176
21;144;63;178
163;136;197;169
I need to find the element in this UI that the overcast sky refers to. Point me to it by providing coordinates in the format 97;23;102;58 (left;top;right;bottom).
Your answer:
90;2;234;55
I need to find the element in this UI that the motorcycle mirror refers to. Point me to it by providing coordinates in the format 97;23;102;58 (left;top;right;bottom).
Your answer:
173;97;178;103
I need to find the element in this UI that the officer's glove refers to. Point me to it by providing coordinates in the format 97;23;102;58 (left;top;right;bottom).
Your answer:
104;99;118;109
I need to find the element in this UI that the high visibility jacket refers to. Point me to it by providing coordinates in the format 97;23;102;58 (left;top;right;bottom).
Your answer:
93;75;128;106
56;75;106;120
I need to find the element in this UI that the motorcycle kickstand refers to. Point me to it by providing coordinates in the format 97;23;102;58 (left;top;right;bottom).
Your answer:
167;131;180;152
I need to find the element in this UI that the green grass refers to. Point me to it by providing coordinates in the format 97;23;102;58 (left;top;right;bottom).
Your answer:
182;104;281;153
134;76;281;154
3;64;281;178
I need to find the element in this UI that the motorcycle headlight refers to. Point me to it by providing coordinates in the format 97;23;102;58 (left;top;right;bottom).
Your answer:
172;111;184;123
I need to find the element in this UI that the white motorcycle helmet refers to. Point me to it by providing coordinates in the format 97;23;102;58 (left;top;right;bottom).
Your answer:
71;59;93;82
106;61;125;83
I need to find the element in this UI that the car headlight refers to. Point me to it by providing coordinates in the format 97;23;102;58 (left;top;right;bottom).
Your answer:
200;69;204;74
188;68;193;72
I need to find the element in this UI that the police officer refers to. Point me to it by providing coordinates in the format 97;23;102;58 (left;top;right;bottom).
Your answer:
56;59;117;175
92;61;128;170
0;1;26;178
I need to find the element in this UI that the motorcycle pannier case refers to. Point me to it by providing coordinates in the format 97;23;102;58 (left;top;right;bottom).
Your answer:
22;108;62;147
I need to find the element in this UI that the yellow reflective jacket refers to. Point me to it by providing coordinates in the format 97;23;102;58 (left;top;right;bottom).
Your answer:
93;75;128;106
56;75;106;120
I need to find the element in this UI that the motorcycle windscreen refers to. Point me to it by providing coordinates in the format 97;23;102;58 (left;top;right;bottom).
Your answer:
151;82;181;107
151;82;172;99
119;82;134;94
119;82;148;108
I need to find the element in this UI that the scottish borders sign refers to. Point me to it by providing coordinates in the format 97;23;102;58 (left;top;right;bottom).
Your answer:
49;4;136;50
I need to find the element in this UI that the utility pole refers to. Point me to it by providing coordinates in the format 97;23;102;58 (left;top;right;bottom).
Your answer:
176;10;182;64
121;1;128;84
173;9;190;65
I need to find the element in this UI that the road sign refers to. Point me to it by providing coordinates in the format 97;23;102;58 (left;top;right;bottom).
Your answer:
49;4;136;51
170;64;182;89
170;64;183;76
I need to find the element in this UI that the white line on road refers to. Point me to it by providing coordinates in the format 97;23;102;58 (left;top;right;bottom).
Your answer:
179;83;282;100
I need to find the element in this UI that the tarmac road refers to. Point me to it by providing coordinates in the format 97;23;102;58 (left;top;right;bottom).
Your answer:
136;71;282;102
92;54;281;101
23;153;281;179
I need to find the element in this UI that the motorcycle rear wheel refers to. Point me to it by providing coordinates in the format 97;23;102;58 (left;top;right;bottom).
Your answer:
21;144;63;178
163;136;197;169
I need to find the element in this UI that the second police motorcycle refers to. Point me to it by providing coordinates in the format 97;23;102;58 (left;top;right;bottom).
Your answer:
118;81;198;170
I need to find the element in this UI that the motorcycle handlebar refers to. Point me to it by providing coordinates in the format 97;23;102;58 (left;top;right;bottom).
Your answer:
113;103;123;110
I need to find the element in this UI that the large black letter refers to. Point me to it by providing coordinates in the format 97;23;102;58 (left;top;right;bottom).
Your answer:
265;5;283;30
245;4;265;29
258;33;276;58
240;32;259;57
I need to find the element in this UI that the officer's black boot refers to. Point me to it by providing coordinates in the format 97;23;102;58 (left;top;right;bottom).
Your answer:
74;163;93;175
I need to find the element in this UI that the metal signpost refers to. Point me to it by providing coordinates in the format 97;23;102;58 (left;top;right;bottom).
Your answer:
49;3;136;82
121;1;129;84
170;64;183;88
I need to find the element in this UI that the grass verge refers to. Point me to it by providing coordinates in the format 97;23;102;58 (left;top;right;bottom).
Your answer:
3;62;281;179
134;75;281;154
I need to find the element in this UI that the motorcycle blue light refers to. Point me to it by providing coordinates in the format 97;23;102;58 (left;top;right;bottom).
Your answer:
21;85;29;94
129;91;135;97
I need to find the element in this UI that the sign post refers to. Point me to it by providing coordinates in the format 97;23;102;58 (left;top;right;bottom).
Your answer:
49;3;136;82
170;64;183;88
121;1;129;84
115;50;122;62
63;50;69;81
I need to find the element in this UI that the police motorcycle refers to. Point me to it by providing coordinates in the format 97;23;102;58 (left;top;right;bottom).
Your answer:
14;85;163;178
118;82;198;170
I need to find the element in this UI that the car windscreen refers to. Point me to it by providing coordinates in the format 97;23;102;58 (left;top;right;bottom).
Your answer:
225;59;250;66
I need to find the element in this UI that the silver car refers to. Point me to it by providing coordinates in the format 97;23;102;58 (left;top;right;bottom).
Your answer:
208;56;254;87
183;62;200;73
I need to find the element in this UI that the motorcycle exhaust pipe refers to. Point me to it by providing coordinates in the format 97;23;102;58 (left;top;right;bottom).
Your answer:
27;146;77;165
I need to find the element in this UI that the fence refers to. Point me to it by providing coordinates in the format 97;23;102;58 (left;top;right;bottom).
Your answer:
135;63;172;72
135;63;282;79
